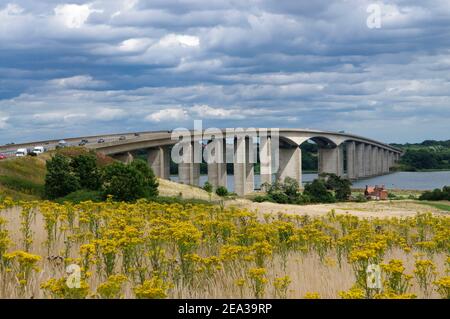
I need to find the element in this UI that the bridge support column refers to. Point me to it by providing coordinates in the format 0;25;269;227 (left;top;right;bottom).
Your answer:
234;136;254;196
346;141;357;180
371;147;379;176
277;145;301;184
356;143;365;178
207;139;227;190
364;144;372;177
113;152;134;164
318;145;344;177
259;135;273;188
382;150;389;174
178;142;200;186
147;146;170;179
377;148;383;175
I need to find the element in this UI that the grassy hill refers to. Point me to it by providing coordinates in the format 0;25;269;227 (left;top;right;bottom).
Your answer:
0;152;219;201
0;154;50;200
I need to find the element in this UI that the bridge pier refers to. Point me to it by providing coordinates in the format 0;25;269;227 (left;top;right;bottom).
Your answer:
346;141;357;179
382;149;389;174
234;136;254;196
318;145;344;177
277;145;302;185
178;142;200;186
259;135;273;187
356;143;365;179
206;139;227;190
147;146;170;179
364;144;372;177
112;152;134;164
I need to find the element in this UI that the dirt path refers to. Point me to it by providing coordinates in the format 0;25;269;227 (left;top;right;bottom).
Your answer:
225;199;447;218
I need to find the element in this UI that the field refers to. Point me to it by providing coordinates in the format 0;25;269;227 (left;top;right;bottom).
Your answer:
0;198;449;299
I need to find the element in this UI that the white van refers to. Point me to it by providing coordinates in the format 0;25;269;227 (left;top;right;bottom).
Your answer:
15;148;28;157
32;146;45;154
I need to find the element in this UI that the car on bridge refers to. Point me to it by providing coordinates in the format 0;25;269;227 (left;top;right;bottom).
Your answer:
79;139;89;146
15;148;28;157
119;136;126;141
32;146;45;155
97;138;105;143
56;140;68;148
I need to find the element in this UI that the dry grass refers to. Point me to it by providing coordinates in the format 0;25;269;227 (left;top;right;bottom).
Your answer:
0;202;448;299
227;199;448;218
158;178;221;201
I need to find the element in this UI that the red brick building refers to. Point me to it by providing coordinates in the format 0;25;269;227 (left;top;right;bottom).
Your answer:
365;185;388;200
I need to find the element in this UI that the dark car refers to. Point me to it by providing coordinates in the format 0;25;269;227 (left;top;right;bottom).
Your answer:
79;139;89;146
97;138;105;143
134;133;140;137
119;136;126;141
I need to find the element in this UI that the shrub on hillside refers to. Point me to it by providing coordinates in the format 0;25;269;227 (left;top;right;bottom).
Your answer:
101;160;159;202
130;159;159;198
70;154;101;190
203;181;213;193
55;189;103;204
45;154;80;199
216;186;228;197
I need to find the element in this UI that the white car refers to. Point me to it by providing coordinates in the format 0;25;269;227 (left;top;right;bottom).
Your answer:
32;146;45;154
15;148;28;157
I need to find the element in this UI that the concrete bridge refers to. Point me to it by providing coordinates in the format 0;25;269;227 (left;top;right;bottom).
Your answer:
78;128;402;196
0;128;402;195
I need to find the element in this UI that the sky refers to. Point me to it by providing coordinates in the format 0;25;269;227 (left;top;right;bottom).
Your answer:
0;0;450;144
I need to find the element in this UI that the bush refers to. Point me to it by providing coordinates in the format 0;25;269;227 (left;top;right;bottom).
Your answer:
268;191;289;204
419;186;450;201
101;161;148;202
321;173;352;201
130;159;159;198
203;181;213;193
216;186;228;197
150;196;213;206
303;179;335;203
45;154;80;199
253;195;270;203
353;193;368;203
55;190;103;204
71;154;101;190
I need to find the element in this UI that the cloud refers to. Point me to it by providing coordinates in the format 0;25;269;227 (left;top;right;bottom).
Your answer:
0;0;450;143
158;34;200;47
146;108;189;122
54;3;98;29
48;75;105;89
190;104;247;119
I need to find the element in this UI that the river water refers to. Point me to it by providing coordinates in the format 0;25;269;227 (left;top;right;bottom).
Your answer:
170;171;450;191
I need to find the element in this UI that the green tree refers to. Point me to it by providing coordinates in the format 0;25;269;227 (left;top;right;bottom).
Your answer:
203;181;213;193
71;154;101;190
101;160;159;202
45;154;80;199
101;162;145;202
216;186;228;197
130;159;159;198
303;179;335;203
321;173;352;201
